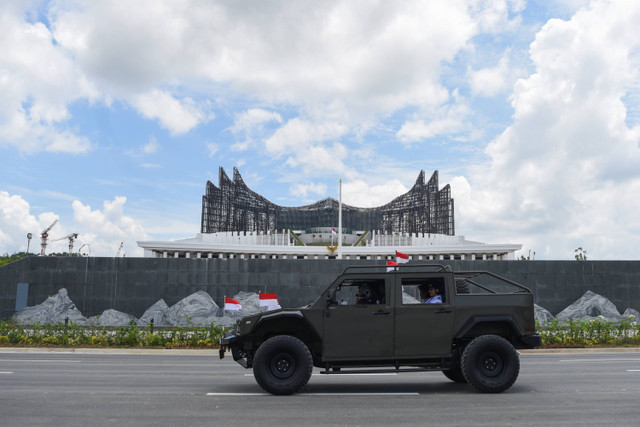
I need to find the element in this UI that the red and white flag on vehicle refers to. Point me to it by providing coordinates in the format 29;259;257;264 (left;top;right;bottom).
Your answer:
224;297;242;311
331;228;337;236
259;292;281;310
386;260;398;272
395;250;409;264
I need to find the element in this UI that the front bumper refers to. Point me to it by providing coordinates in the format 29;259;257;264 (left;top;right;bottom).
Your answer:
219;334;251;368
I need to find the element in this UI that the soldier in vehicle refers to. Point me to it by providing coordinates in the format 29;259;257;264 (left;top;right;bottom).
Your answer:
356;282;385;305
419;283;442;304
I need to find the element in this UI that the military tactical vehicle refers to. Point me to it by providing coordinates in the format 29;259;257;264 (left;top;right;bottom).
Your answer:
219;264;541;395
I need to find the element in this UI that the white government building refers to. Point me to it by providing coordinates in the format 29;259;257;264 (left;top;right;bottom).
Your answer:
138;168;521;261
138;229;521;261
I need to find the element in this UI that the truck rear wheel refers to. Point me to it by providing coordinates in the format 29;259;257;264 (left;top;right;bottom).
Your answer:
253;335;313;395
461;335;519;393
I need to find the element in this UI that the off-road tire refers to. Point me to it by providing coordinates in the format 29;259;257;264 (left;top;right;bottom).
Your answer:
455;279;470;294
461;335;520;393
253;335;313;395
442;365;466;383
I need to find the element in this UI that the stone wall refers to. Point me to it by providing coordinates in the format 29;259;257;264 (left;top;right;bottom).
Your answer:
1;257;640;320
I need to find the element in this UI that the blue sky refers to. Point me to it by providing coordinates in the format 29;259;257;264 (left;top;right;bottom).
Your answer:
2;0;640;259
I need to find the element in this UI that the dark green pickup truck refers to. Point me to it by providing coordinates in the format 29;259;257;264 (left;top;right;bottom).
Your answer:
220;264;541;395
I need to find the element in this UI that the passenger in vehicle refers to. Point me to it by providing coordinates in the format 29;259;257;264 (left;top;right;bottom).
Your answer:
356;282;385;305
419;284;442;304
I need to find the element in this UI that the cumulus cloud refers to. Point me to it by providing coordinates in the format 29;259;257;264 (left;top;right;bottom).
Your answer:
72;197;149;257
0;3;96;153
342;179;409;208
132;90;213;135
458;0;640;259
397;95;472;143
469;54;519;97
0;190;148;256
290;182;328;200
0;191;41;253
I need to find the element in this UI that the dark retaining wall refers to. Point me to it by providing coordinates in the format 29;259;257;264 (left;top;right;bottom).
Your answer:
1;257;640;320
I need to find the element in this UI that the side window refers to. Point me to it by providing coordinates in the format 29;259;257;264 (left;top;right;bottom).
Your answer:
334;279;386;305
401;277;446;304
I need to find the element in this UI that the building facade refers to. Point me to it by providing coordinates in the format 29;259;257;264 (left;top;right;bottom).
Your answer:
138;167;521;260
201;167;454;236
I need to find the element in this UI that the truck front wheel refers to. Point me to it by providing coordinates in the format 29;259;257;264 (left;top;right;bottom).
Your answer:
461;335;520;393
253;335;313;395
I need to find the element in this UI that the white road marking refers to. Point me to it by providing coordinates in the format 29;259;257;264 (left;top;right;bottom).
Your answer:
207;392;419;396
626;369;640;372
0;371;13;374
0;359;81;363
243;373;398;377
559;358;640;363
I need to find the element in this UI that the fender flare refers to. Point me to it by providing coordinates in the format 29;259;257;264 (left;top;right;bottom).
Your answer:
454;314;524;340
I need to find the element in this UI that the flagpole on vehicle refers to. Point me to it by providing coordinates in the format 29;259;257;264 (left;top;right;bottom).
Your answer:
338;178;342;259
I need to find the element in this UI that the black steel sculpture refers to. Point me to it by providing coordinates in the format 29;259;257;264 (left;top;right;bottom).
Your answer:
201;167;454;235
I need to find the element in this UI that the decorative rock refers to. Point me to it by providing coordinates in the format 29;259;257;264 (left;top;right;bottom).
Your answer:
555;290;622;322
14;288;87;325
137;299;170;326
165;291;221;326
622;308;640;320
88;309;136;327
534;304;555;326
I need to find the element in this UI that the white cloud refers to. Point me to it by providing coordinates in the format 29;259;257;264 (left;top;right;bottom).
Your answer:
132;89;212;135
0;3;96;154
458;0;640;259
72;196;149;257
206;142;219;158
143;136;160;154
290;182;328;200
45;1;511;135
231;108;282;151
469;54;518;97
397;95;472;143
232;108;282;134
342;179;409;208
0;191;41;253
0;190;148;256
265;117;349;175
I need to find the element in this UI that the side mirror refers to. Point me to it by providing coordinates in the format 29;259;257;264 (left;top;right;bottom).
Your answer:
327;289;337;306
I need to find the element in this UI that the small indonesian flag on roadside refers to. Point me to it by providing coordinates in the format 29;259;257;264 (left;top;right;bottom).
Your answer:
395;250;409;264
259;292;281;310
386;260;398;272
332;228;337;236
224;297;242;311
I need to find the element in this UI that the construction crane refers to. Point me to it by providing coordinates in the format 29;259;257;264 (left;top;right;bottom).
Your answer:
40;219;58;256
116;242;125;257
78;244;91;256
51;233;79;254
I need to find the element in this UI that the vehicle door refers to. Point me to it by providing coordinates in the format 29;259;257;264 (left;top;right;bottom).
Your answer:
394;273;455;358
322;276;394;361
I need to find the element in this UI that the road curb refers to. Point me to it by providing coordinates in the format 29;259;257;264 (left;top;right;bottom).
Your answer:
0;346;218;355
2;346;640;355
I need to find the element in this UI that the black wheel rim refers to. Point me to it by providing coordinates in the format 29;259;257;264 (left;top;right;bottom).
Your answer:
270;352;296;379
478;351;504;377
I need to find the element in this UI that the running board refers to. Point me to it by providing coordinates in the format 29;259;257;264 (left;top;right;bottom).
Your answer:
320;367;441;375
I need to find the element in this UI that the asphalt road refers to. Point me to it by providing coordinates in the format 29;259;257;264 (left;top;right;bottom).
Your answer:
1;348;639;426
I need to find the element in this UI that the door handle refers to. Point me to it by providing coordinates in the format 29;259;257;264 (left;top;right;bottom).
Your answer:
372;310;390;315
436;309;452;314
